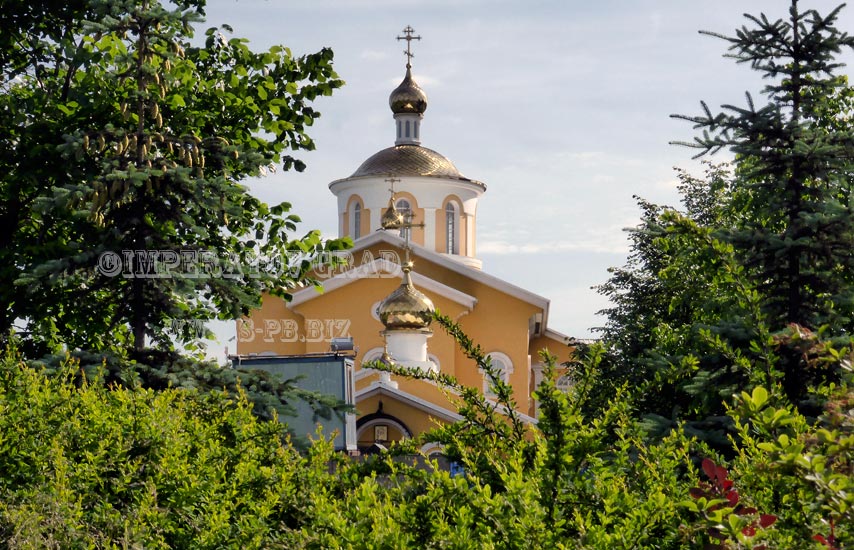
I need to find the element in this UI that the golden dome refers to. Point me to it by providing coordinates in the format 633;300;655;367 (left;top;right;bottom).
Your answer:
377;265;434;330
351;145;468;180
380;198;405;230
389;68;428;115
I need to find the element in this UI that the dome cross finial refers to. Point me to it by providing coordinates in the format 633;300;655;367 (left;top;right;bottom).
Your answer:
396;25;421;69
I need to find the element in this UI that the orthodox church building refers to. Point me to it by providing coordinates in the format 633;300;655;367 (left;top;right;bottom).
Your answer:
237;28;570;453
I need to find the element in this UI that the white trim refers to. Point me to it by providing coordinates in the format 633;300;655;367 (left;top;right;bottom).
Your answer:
357;347;385;381
423;206;437;252
289;257;478;310
482;351;513;397
420;442;444;456
330;174;486;193
356;381;463;422
343;231;549;314
357;417;412;440
545;328;570;344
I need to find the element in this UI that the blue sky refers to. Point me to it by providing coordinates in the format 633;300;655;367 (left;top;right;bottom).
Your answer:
196;1;854;355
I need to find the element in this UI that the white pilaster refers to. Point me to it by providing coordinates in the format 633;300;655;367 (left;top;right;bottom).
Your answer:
465;213;475;257
423;207;436;251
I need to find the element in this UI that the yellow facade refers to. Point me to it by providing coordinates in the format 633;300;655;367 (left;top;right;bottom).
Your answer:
237;233;571;451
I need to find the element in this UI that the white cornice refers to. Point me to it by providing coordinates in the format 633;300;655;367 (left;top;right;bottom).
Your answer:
544;328;571;344
356;381;463;422
289;256;478;310
353;231;550;313
330;174;486;193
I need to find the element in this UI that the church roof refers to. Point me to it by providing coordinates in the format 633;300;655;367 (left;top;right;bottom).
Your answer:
351;144;466;179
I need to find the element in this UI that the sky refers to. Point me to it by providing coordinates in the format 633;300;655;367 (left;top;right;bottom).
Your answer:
195;1;854;357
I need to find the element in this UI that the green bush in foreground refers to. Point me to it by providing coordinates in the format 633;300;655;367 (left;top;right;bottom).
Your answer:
0;319;850;548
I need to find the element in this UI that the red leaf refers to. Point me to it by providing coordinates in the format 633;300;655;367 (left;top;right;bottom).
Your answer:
726;490;739;506
738;507;758;515
689;487;706;499
722;479;734;491
702;458;716;480
813;534;828;546
758;514;777;528
742;525;756;537
716;465;729;486
754;545;767;550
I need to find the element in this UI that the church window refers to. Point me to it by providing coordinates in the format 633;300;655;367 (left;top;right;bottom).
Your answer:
445;202;458;254
396;199;411;241
353;202;362;239
483;352;513;398
405;120;410;138
397;120;401;139
414;121;419;139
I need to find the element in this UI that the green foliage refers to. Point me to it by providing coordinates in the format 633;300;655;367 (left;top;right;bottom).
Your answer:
597;1;854;440
0;0;347;355
0;343;307;548
25;345;350;427
0;312;852;548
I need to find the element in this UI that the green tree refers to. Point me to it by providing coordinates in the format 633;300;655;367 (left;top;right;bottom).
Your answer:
596;1;854;430
672;0;854;401
1;0;345;355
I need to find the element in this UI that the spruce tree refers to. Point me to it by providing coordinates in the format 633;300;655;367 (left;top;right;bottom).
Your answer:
1;0;345;353
596;1;854;430
672;0;854;403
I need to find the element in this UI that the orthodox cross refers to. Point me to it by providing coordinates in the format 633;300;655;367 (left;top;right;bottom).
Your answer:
385;176;400;198
396;25;421;69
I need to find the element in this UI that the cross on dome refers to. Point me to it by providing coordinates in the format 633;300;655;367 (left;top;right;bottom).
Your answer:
396;25;421;69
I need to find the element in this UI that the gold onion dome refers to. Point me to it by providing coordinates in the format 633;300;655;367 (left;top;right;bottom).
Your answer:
389;67;428;115
377;264;434;330
380;198;405;230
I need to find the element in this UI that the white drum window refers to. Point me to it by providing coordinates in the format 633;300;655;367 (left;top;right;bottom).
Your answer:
396;199;412;241
352;202;362;239
445;202;458;254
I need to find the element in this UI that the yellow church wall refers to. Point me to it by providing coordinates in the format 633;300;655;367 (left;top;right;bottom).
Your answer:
342;210;349;239
456;285;538;406
360;207;371;238
342;241;542;410
289;275;468;376
291;276;388;356
236;238;554;423
528;335;573;364
237;293;306;356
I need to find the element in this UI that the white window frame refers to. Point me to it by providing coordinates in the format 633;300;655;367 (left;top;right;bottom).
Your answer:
482;351;514;397
396;199;412;241
445;201;459;254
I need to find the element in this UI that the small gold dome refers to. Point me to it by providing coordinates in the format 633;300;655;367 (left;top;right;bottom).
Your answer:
377;265;434;330
389;68;428;115
380;199;405;230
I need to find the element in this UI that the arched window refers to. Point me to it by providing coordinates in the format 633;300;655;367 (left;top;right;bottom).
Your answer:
353;202;362;239
405;120;411;138
483;352;513;398
445;202;458;254
396;199;411;241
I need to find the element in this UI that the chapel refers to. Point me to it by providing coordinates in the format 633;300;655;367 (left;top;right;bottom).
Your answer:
237;27;570;453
